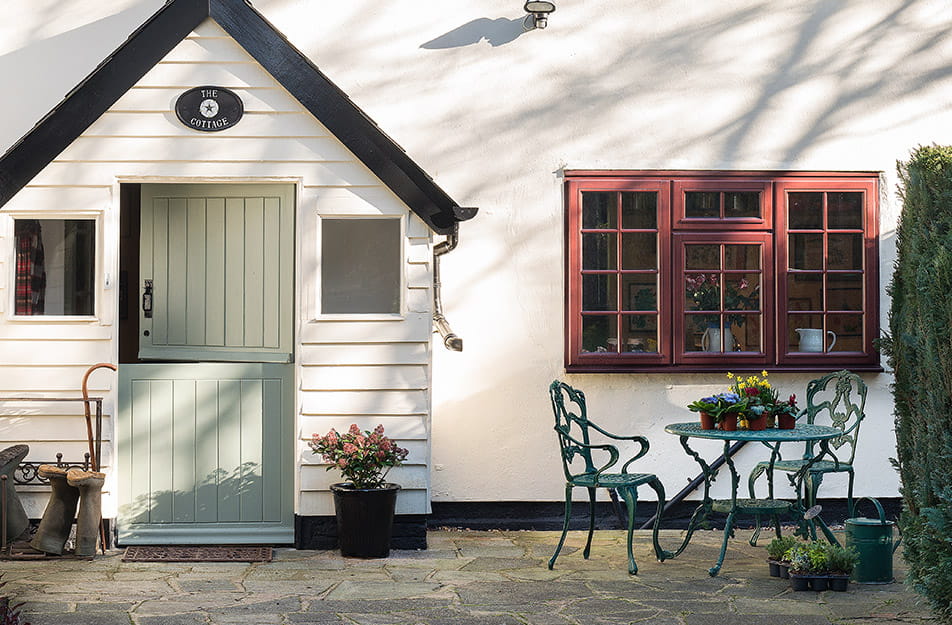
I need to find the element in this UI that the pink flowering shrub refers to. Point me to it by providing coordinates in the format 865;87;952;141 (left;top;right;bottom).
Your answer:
309;424;409;489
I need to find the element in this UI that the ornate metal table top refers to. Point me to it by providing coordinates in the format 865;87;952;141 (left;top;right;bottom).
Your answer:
664;422;842;442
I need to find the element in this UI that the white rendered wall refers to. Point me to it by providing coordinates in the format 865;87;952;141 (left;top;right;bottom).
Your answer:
3;0;952;506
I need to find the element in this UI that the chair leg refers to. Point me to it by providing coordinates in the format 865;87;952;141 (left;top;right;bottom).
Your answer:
846;470;856;519
548;485;574;571
583;487;596;559
646;478;670;562
617;486;639;575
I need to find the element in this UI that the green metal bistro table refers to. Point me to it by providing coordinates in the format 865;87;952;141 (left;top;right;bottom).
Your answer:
659;422;843;576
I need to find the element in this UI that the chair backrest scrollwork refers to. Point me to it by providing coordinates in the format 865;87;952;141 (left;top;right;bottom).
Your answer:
803;369;868;465
549;380;597;480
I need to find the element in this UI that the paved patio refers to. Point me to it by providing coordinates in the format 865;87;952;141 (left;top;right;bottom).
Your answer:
2;529;933;625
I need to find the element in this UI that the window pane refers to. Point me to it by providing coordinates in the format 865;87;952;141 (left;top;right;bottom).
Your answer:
622;275;657;311
789;233;823;270
787;274;823;311
621;315;658;353
582;315;617;353
685;244;719;270
828;314;864;352
582;192;617;229
15;219;95;316
685;192;719;218
621;192;657;229
725;244;759;270
788;192;823;229
321;219;400;314
732;315;761;353
686;315;736;352
827;233;863;270
787;314;824;352
827;273;864;311
621;233;656;269
684;273;720;311
724;192;760;218
582;274;616;311
725;273;760;311
828;192;863;229
581;233;616;270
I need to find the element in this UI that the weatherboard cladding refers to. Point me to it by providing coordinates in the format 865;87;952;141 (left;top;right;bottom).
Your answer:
0;0;472;235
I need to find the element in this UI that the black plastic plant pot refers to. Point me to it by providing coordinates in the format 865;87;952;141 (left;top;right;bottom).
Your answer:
768;560;781;577
810;575;829;591
789;573;811;591
828;575;850;592
330;482;400;558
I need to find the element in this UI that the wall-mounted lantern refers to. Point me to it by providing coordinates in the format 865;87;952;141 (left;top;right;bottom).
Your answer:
524;1;555;30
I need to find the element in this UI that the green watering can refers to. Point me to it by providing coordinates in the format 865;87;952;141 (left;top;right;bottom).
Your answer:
845;497;901;584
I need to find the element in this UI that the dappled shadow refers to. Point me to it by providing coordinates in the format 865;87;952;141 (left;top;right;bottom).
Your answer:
421;17;526;49
120;461;265;527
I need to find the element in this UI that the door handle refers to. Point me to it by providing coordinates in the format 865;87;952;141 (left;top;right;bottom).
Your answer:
142;279;153;318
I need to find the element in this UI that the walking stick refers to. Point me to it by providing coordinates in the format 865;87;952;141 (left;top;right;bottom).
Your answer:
82;363;117;554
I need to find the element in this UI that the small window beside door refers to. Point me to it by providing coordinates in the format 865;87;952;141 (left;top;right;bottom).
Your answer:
13;218;96;316
321;218;401;314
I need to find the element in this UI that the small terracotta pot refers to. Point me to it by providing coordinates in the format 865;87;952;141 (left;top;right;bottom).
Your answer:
747;415;767;431
699;411;715;430
778;414;796;429
720;413;738;431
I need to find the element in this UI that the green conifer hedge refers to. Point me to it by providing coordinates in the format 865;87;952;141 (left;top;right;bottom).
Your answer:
884;145;952;622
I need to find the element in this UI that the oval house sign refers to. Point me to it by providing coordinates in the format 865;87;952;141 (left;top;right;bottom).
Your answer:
175;86;243;132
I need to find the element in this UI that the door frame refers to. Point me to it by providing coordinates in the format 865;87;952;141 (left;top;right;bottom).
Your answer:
113;178;302;545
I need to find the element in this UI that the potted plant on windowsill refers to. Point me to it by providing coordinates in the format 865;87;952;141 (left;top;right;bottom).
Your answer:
309;424;409;558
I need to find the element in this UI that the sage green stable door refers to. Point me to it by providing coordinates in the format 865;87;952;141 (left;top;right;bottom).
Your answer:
118;184;295;544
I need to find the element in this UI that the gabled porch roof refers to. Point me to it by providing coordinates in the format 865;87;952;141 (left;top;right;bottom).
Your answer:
0;0;476;234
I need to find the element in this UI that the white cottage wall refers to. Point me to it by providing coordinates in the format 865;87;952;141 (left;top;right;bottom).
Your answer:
2;0;952;513
0;15;433;519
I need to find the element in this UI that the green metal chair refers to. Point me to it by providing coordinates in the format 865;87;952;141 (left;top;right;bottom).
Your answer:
748;370;868;519
548;380;667;574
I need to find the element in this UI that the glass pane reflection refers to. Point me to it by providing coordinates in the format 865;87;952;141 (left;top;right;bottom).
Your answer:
582;192;616;229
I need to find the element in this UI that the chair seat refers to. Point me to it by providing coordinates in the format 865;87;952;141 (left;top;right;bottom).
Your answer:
571;472;657;489
758;459;853;473
712;498;792;515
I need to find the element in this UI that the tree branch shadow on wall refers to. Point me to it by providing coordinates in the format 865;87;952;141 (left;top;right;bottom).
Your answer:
421;17;526;49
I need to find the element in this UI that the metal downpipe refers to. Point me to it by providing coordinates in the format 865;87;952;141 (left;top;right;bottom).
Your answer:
433;226;463;351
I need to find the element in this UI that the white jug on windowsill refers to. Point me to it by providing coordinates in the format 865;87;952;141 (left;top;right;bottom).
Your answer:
795;328;836;352
701;325;735;352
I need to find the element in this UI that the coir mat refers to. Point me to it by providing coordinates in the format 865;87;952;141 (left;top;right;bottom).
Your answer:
121;546;273;562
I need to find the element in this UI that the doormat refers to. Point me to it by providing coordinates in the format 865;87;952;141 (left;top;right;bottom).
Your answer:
121;546;272;562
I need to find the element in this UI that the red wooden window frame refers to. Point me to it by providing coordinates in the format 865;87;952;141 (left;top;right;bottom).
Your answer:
564;171;880;372
565;179;671;367
673;232;774;367
775;177;879;367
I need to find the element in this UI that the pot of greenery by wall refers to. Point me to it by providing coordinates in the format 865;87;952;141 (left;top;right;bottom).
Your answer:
310;424;409;558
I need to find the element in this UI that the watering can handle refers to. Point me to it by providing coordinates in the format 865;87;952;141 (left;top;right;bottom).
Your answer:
854;496;902;553
854;496;886;524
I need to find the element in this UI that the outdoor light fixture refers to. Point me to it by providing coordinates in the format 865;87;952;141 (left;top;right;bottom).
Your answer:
524;1;555;30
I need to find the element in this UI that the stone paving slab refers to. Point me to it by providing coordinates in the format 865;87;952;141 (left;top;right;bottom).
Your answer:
1;529;936;625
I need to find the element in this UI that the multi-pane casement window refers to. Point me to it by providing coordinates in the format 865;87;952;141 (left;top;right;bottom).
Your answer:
565;172;880;371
